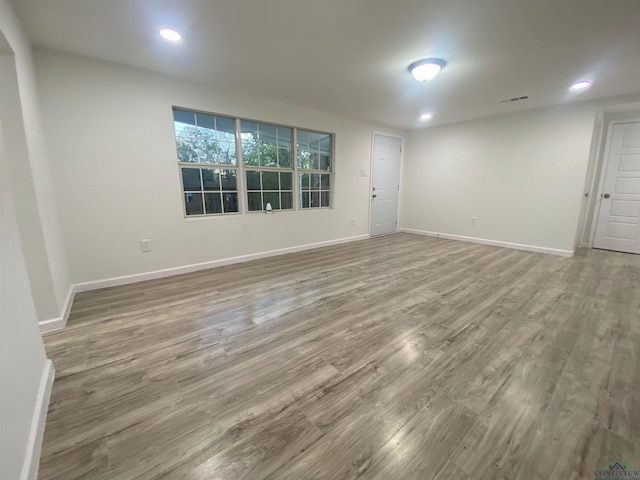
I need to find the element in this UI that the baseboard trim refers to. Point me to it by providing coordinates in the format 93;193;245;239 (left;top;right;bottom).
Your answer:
399;228;574;257
39;285;76;334
20;359;55;480
72;234;369;293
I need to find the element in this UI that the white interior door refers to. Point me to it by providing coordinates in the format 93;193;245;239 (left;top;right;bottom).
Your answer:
370;134;402;237
593;122;640;254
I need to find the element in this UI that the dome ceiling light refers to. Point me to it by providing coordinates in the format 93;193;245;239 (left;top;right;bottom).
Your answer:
409;58;446;82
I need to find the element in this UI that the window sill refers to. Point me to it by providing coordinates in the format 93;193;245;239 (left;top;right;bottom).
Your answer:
183;212;242;220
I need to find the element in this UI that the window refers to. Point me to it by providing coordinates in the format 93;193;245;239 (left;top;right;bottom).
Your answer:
297;130;332;208
174;109;239;215
172;107;334;216
181;168;238;215
241;121;293;211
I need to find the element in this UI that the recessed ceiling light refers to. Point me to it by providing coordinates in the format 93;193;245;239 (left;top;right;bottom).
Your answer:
409;58;446;82
570;81;591;91
159;28;182;42
420;113;433;121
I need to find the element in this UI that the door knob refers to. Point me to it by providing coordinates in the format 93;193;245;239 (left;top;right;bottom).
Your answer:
603;193;611;199
372;194;377;198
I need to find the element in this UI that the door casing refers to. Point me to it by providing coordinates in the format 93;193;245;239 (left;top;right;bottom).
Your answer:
588;117;640;250
368;131;404;237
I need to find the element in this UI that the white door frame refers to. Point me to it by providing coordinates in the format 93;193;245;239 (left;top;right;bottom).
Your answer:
587;117;640;248
574;110;604;248
368;131;405;237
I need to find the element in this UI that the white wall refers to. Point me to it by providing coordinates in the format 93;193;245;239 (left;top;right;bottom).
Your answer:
0;102;48;480
0;4;60;475
35;49;404;284
0;0;70;321
399;104;598;253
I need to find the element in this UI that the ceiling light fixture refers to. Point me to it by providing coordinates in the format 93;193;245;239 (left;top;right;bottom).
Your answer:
409;58;446;82
570;80;591;91
420;113;433;121
159;28;182;42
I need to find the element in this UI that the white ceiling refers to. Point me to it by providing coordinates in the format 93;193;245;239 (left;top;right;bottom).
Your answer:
12;0;640;129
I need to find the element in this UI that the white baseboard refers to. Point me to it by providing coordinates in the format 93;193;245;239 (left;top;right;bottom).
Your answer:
39;285;76;334
20;359;55;480
399;228;574;258
72;234;369;293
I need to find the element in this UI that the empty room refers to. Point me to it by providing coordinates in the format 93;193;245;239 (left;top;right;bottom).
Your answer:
2;0;640;479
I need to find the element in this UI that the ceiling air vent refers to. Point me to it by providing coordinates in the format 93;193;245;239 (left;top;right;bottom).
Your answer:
500;95;530;103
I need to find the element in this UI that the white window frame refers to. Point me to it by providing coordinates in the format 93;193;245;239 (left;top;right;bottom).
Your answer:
174;108;241;217
239;119;295;213
172;106;335;218
296;128;334;209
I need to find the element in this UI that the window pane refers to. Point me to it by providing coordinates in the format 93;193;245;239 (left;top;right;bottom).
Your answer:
202;169;220;191
297;130;331;171
182;168;202;191
216;116;235;142
321;191;330;207
174;109;237;166
311;152;320;170
321;174;330;190
198;139;217;164
262;171;279;190
277;127;292;148
217;141;236;165
241;120;259;139
185;192;204;215
260;144;278;167
223;192;239;213
195;114;217;163
300;173;310;190
319;154;331;171
310;173;321;190
176;137;199;163
297;149;313;170
280;172;292;190
174;109;196;129
247;192;262;211
242;141;260;166
319;136;331;154
310;191;320;208
297;130;309;150
264;191;280;210
259;123;277;144
301;191;310;208
281;191;293;210
246;170;261;190
240;120;259;168
221;169;237;191
278;148;292;168
196;113;215;130
309;131;329;151
204;192;222;214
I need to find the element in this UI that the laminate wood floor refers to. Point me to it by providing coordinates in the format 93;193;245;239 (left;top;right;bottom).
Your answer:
39;233;640;480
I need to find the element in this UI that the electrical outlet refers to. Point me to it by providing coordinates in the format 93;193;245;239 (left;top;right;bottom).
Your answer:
351;218;356;226
140;239;151;252
470;217;477;226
